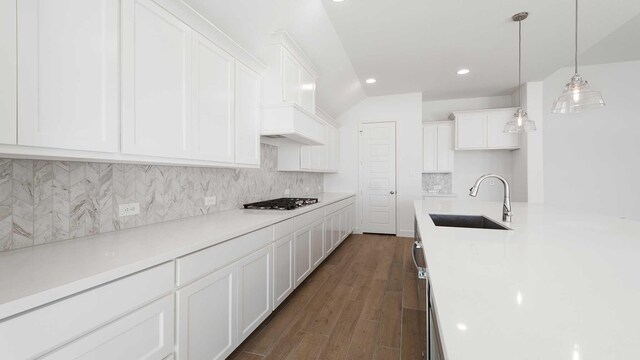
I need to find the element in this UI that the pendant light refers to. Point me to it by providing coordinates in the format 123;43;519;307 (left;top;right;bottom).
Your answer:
504;12;536;134
551;0;605;113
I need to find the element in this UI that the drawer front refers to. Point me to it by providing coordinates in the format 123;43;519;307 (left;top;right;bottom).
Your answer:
176;226;273;286
325;196;355;215
42;295;174;360
293;207;325;231
273;218;293;240
0;262;174;360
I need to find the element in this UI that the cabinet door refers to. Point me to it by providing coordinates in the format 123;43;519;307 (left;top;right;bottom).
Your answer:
122;0;192;159
324;216;334;256
310;220;325;268
238;246;272;343
282;50;300;104
0;0;16;144
422;125;437;173
293;227;312;288
192;32;235;162
436;124;454;172
339;209;348;242
300;146;313;170
43;295;174;360
273;234;294;309
326;126;339;172
235;62;261;165
17;0;119;152
299;68;315;113
177;264;237;360
332;212;341;249
487;111;519;148
456;114;487;149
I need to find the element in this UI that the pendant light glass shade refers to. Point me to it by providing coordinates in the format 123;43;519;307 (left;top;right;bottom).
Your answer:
504;12;536;134
505;108;536;133
551;0;605;114
551;74;605;113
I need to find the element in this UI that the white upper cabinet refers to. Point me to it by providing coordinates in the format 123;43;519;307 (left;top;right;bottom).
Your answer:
121;0;192;159
265;38;317;114
487;110;519;148
423;122;454;173
17;0;119;152
3;0;264;167
454;108;519;150
191;32;235;163
283;50;301;105
299;68;316;113
235;63;261;166
0;0;16;145
276;112;339;173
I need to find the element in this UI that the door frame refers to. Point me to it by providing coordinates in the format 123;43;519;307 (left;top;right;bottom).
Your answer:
358;120;398;235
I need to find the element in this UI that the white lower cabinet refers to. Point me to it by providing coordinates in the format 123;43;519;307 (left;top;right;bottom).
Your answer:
176;264;237;360
0;263;174;360
293;226;312;288
339;209;348;243
310;220;325;269
43;295;175;360
273;234;294;309
237;246;272;343
324;216;335;256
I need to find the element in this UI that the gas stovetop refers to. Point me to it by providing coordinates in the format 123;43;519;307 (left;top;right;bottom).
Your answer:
243;198;319;210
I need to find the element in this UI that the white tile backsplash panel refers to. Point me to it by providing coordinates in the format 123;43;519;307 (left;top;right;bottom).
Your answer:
422;173;453;194
0;144;323;252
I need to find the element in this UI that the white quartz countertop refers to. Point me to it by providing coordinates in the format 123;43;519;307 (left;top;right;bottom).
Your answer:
0;192;354;320
415;198;640;360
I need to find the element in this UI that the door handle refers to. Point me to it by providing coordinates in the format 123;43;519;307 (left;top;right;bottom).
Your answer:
412;241;427;280
390;191;395;194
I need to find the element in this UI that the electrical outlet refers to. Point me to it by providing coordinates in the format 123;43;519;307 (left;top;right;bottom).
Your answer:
284;188;291;196
305;187;310;193
118;203;140;217
489;179;496;186
205;196;217;206
318;185;322;191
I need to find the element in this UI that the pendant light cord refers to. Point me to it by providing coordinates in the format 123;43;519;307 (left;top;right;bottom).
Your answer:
575;0;579;75
518;19;522;108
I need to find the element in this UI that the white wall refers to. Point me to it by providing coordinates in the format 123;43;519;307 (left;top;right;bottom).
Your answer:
510;82;545;203
423;96;517;201
325;93;423;238
543;61;640;220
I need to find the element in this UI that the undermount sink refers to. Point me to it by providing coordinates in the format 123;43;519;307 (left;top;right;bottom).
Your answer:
429;214;510;230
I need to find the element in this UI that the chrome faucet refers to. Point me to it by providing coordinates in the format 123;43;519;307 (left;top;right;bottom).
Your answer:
469;174;512;222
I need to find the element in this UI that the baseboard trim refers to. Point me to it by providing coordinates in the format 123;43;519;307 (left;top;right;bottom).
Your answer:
396;230;414;238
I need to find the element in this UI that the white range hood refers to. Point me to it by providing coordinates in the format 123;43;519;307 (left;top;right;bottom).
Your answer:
261;103;326;146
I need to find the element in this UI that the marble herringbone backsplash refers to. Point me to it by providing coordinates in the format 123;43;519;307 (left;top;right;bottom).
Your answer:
0;144;323;252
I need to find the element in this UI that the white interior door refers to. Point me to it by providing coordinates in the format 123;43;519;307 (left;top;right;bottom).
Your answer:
360;122;397;234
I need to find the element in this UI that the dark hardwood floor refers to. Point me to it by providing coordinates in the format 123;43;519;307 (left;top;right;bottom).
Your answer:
229;234;426;360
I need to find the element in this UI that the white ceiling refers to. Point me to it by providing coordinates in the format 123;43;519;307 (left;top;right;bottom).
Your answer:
181;0;366;118
322;0;640;101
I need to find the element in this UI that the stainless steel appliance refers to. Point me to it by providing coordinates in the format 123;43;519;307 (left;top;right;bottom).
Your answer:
413;218;444;360
243;197;318;210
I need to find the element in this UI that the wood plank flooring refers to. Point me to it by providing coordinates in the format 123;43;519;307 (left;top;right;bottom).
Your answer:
229;234;426;360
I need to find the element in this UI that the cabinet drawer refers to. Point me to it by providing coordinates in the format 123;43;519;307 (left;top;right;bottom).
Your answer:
0;262;174;360
42;295;174;360
176;226;273;286
293;207;325;231
273;218;294;240
325;197;355;215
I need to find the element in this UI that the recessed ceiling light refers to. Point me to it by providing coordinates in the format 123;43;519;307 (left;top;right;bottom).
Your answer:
365;78;377;84
457;69;470;75
332;0;345;2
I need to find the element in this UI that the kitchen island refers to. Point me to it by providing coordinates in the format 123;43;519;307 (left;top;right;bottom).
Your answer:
415;198;640;359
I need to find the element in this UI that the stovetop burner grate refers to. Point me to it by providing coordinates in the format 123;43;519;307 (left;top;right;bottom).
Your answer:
243;197;319;210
